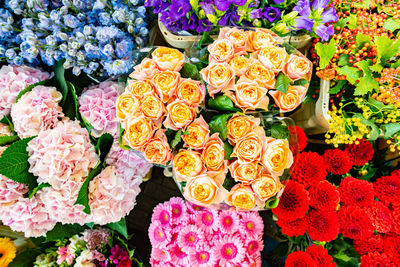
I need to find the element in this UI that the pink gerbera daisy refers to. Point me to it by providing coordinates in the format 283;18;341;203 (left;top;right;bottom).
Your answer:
150;247;171;263
169;197;187;223
218;210;240;234
246;237;264;256
240;211;264;238
177;225;204;253
186;201;205;214
195;209;219;233
151;203;172;226
169;244;190;266
214;234;246;266
189;245;217;267
148;222;171;248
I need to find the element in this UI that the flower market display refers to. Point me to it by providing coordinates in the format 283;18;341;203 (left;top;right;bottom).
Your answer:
0;0;399;266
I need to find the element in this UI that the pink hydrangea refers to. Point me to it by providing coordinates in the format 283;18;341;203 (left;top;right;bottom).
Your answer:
11;86;64;138
27;120;98;189
0;175;28;204
0;65;50;117
87;166;142;225
78;81;122;138
39;180;88;225
0;194;56;237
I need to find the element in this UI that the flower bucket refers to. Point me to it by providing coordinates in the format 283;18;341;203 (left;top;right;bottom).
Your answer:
282;34;313;51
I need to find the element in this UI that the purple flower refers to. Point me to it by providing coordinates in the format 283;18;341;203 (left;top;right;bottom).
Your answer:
293;0;311;16
312;0;330;9
321;7;338;23
83;228;111;250
248;0;260;7
273;0;285;4
315;24;334;41
214;0;232;11
233;0;247;5
201;2;214;15
180;15;197;31
295;16;314;32
197;18;212;32
249;9;262;19
218;11;231;26
153;0;169;13
263;7;281;22
170;0;191;21
144;0;159;7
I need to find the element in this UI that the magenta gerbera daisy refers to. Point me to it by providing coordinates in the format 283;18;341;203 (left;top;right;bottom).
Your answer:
214;234;246;266
150;247;171;263
168;197;187;223
148;222;171;248
151;203;172;226
186;202;205;214
169;244;190;266
218;210;240;234
246;237;264;256
177;225;203;253
189;245;217;267
240;211;264;238
195;209;219;233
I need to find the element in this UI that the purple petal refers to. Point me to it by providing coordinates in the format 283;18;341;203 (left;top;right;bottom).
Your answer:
249;9;263;19
201;3;215;15
312;0;329;9
214;0;233;11
233;0;247;5
263;7;281;22
218;12;231;25
273;0;285;4
295;16;314;32
321;7;338;23
293;0;311;16
315;24;334;41
248;0;260;7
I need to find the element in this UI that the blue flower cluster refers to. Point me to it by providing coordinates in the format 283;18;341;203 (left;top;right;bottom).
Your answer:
0;0;152;77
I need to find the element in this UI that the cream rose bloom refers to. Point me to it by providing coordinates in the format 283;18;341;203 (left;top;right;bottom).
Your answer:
152;71;180;103
143;129;172;166
129;58;160;80
208;38;235;63
226;184;256;210
152;47;184;72
227;114;260;144
283;54;312;81
173;150;204;181
200;62;235;98
164;100;195;130
251;173;283;201
225;79;269;111
262;137;293;176
269;85;307;113
258;46;288;73
219;27;249;54
244;59;276;89
201;133;228;175
229;160;263;183
182;116;210;150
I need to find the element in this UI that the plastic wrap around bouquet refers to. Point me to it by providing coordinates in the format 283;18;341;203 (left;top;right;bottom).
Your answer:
117;28;311;210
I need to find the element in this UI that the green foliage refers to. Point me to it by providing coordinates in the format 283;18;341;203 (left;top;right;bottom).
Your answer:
275;72;291;94
265;198;279;209
355;32;371;49
354;60;379;95
181;63;201;80
0;135;19;146
107;218;128;239
271;124;289;139
375;35;400;64
224;141;233;160
9;248;42;267
208;95;240;112
54;60;69;106
337;54;350;67
315;38;336;68
63;82;79;120
329;80;347;94
170;129;183;149
382;123;400;139
383;18;400;33
44;223;87;242
293;79;309;86
16;80;50;102
29;183;51;199
209;114;233;140
336;66;359;84
353;114;380;140
222;175;236;191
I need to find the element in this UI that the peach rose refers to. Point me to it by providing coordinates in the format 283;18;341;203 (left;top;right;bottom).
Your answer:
283;54;312;81
201;133;227;175
200;62;235;98
262;138;293;176
227;114;260;144
227;184;256;210
269;85;307;113
244;59;276;89
208;39;235;63
231;131;264;163
140;93;165;125
173;150;204;181
123;116;155;150
152;47;184;72
163;100;195;130
182;116;210;150
230;55;249;77
152;70;180;103
183;173;228;206
225;80;269;111
248;29;277;51
251;173;282;201
229;160;263;183
127;80;153;98
258;46;288;74
129;58;160;80
116;92;140;121
219;27;249;53
143;129;171;166
176;78;205;107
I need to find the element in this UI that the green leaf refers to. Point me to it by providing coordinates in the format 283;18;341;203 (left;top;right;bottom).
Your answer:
107;218;128;239
368;96;388;110
63;82;79;120
9;248;41;267
181;63;201;80
170;130;183;149
335;17;349;29
370;63;384;73
209;114;233;141
265;198;279;209
222;176;237;191
355;32;371;49
336;66;359;84
315;38;336;68
0;135;19;146
282;42;296;55
29;183;50;198
337;54;350;67
383;18;400;33
224;142;233;160
375;35;400;64
95;133;114;163
347;15;358;29
86;222;95;229
0;137;38;192
1;115;14;132
197;32;214;49
208;95;240;112
293;79;309;86
329;80;346;94
54;60;69;106
45;223;87;242
271;124;289;139
275;72;291;94
16;80;50;102
354;60;379;95
353;114;380;140
382;123;400;139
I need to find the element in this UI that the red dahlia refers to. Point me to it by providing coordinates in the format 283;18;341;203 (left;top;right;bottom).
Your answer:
289;125;307;153
361;252;395;267
374;175;400;206
338;205;374;240
285;251;317;267
354;235;384;256
308;180;340;211
277;216;308;237
291;152;327;188
345;139;374;166
383;234;400;265
323;149;353;175
272;181;309;220
392;169;400;178
364;201;392;233
306;244;336;267
306;210;339;242
390;207;400;235
339;177;375;207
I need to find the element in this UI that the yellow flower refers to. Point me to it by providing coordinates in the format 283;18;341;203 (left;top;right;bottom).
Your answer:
0;237;16;267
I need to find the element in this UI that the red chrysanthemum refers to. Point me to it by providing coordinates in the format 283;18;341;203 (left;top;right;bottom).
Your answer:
345;139;374;166
339;177;375;207
285;251;317;267
306;210;339;242
354;235;384;256
361;252;395;267
291;152;327;188
306;244;336;267
338;205;374;240
272;181;309;220
390;207;400;235
289;125;307;153
383;234;400;265
322;149;353;175
374;175;400;206
364;201;392;233
308;181;340;211
277;216;308;237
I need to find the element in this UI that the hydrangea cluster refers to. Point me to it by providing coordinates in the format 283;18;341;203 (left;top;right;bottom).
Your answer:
149;197;264;266
1;0;151;76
